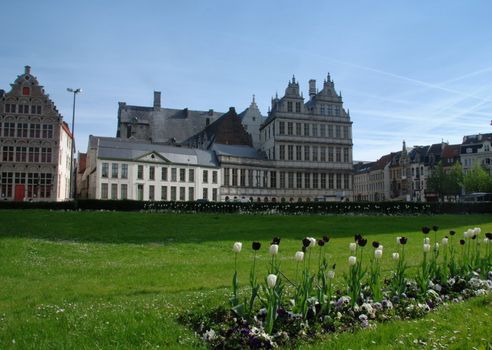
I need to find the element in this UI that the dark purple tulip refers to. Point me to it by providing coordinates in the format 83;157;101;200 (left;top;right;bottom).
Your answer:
399;237;408;245
357;238;368;247
432;225;439;232
460;239;465;245
354;233;363;242
486;232;492;240
302;238;311;248
302;245;307;253
332;263;336;270
252;242;261;251
372;241;380;248
318;239;325;247
471;235;477;240
449;230;456;236
422;226;430;234
323;235;330;243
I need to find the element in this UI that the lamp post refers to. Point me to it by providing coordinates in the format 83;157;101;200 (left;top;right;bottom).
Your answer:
67;88;82;199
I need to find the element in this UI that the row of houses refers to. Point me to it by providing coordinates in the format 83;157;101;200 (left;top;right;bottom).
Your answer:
353;134;492;202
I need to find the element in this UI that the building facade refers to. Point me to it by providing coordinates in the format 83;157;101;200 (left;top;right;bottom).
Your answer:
0;66;72;201
461;133;492;175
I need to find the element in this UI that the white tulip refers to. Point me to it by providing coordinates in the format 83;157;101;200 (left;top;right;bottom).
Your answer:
267;274;277;288
464;231;469;239
378;245;384;251
434;243;439;251
423;243;431;253
392;252;399;260
442;237;448;246
424;237;430;245
327;270;335;279
294;251;304;262
484;238;490;245
348;256;357;266
396;236;401;244
269;244;279;256
349;242;357;252
309;237;317;248
474;227;481;235
375;249;383;259
233;242;242;253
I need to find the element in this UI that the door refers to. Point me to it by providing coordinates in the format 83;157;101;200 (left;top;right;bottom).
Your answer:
14;184;25;201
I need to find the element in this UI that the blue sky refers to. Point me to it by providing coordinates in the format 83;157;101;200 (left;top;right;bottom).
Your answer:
1;1;492;160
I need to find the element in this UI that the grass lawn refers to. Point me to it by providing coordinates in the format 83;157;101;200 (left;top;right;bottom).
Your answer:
0;210;491;349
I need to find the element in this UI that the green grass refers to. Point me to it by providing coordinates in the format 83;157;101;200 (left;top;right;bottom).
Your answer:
0;210;491;349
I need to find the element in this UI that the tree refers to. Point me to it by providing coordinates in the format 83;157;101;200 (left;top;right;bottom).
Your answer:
426;161;462;201
462;164;492;193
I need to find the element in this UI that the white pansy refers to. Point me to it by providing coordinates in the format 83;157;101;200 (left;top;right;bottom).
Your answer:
267;274;277;288
269;244;279;256
232;242;242;253
349;242;357;252
442;237;449;246
375;249;383;259
327;270;335;279
348;256;357;266
392;252;399;260
294;251;304;262
423;243;431;253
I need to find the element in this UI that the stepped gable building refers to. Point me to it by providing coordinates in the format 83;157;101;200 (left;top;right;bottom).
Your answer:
0;66;72;201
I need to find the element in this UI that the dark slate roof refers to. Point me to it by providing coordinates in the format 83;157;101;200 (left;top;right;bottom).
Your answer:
462;133;492;145
93;136;218;167
211;143;266;159
372;153;393;170
353;161;374;174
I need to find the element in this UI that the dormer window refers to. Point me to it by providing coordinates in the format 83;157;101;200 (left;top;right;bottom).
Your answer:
22;87;30;96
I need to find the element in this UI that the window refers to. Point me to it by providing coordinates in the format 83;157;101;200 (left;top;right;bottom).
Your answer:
304;124;310;136
188;169;194;182
161;186;168;200
28;147;39;162
296;172;302;188
296;123;301;135
279;172;285;188
5;123;15;137
287;122;293;135
327;125;333;138
17;123;28;138
149;166;155;180
212;188;218;201
203;187;208;200
1;172;14;197
304;146;310;161
335;106;340;116
102;163;109;178
149;185;155;200
287;101;293;112
288;172;294;188
5;104;16;113
321;173;327;189
335;125;341;138
321;147;326;162
101;183;108;199
19;104;29;114
40;148;51;163
121;164;128;179
31;105;42;114
288;145;294;160
203;170;209;183
343;148;349;163
328;173;334;189
232;168;238;186
312;146;318;161
296;146;302;160
42;124;53;139
248;169;253;186
15;147;27;162
212;170;218;184
320;124;326;137
111;184;118;199
343;126;349;139
240;169;246;187
279;145;285;160
112;163;118;178
336;147;341;162
279;121;285;135
344;174;350;189
223;168;230;186
295;102;301;113
336;174;342;189
179;168;185;182
327;105;332;115
161;167;168;181
121;184;128;199
137;165;144;179
171;168;177;181
30;124;40;138
328;147;334;162
304;173;311;189
270;171;277;188
22;87;30;96
313;173;319;189
320;105;325;115
170;186;177;201
2;146;14;162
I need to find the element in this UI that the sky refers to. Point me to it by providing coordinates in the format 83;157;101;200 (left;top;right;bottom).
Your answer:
1;0;492;161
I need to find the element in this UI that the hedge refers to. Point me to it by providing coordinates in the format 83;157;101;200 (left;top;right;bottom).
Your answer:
0;199;491;214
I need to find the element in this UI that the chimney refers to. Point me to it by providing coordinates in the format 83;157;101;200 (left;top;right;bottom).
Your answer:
153;91;161;109
309;79;316;97
25;65;31;74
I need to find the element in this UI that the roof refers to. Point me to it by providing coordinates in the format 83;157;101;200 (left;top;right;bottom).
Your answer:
93;136;219;167
373;153;393;170
441;144;460;159
211;143;266;159
462;133;492;145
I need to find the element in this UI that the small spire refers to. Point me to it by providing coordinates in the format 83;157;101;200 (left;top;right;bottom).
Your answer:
301;91;303;98
252;94;255;103
292;74;296;83
275;92;278;99
327;72;331;82
339;90;342;98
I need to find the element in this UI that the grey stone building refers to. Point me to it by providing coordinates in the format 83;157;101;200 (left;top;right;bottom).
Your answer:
0;66;73;201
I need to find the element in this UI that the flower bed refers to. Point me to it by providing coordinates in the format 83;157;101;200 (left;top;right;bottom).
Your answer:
182;228;492;349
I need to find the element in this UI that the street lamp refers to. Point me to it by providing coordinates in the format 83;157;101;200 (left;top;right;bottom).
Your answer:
67;88;82;199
